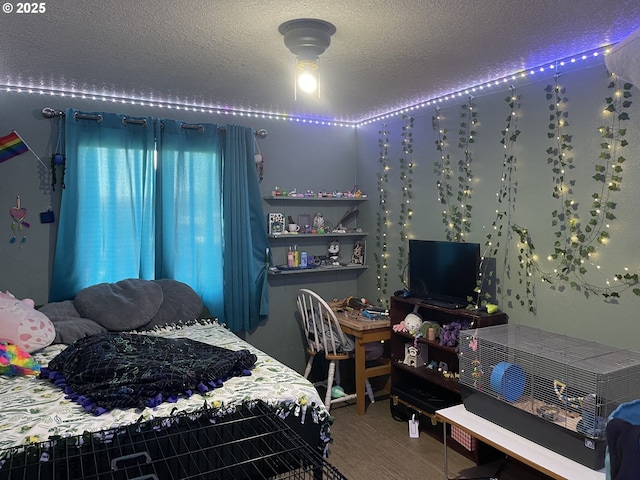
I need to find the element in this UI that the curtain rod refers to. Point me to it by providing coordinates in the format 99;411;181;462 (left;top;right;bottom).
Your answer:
42;107;268;138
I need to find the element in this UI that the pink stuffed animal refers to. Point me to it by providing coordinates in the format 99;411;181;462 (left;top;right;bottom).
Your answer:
0;291;55;353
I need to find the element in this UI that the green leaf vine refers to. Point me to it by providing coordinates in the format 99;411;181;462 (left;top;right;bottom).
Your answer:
596;79;637;297
396;114;414;276
478;87;523;309
544;75;635;298
375;124;390;306
509;224;538;312
512;75;635;302
433;99;476;241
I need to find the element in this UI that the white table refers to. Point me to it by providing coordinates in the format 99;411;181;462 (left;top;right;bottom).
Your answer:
436;404;606;480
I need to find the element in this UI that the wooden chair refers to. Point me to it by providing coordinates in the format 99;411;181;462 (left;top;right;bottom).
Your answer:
296;288;374;411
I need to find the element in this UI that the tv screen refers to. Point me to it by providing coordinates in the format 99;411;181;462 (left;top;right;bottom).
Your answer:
408;240;480;308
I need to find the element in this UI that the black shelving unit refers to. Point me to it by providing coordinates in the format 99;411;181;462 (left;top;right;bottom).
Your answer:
388;295;508;464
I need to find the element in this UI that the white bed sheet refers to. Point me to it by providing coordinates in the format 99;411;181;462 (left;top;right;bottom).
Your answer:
0;320;328;452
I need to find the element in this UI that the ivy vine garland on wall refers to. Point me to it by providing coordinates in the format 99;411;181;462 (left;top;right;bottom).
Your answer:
375;72;635;310
511;74;636;302
396;114;414;276
482;86;522;310
432;99;477;242
375;124;390;306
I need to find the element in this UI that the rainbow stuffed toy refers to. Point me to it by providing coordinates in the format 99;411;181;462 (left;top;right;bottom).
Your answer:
0;342;40;376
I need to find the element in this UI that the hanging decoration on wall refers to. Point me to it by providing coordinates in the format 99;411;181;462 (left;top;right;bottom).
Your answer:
254;135;264;183
481;86;522;310
9;196;29;246
508;73;635;305
51;114;66;191
432;98;477;243
397;114;414;276
433;107;456;241
0;130;47;169
375;124;390;306
539;74;634;299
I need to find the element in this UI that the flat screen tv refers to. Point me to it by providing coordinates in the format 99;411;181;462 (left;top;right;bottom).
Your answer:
408;239;480;308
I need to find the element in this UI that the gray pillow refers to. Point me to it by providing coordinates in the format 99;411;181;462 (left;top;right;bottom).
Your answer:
38;299;80;319
140;279;203;330
74;279;163;331
51;318;108;344
38;300;108;344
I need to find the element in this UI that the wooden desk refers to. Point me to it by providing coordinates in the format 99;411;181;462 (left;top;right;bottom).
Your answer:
334;310;391;415
436;404;606;480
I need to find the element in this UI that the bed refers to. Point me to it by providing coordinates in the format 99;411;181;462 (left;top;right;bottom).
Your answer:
0;281;335;479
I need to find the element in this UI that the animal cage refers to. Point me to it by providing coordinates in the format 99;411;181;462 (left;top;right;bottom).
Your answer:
0;401;346;480
458;324;640;470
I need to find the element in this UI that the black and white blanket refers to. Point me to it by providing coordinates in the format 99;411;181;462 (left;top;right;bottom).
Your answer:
40;331;257;415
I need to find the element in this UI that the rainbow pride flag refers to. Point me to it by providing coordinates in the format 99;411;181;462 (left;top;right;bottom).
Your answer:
0;130;29;164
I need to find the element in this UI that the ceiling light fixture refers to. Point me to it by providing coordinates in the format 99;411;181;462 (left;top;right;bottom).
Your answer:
279;18;336;99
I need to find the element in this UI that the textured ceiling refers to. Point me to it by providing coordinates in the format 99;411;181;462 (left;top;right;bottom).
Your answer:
1;0;640;123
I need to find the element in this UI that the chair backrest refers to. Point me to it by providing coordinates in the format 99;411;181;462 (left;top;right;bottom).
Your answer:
296;289;352;358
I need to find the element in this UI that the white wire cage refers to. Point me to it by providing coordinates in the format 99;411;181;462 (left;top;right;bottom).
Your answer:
459;323;640;470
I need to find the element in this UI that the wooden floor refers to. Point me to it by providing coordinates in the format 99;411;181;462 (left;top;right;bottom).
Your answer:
326;395;554;480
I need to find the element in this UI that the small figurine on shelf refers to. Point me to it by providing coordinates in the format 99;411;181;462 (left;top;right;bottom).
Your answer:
403;344;424;368
328;239;340;266
313;212;325;231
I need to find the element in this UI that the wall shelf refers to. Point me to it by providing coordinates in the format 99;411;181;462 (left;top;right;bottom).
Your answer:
268;232;367;239
268;265;368;276
264;195;368;278
263;196;367;202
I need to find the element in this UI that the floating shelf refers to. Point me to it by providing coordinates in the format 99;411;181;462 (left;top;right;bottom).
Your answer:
264;196;367;202
268;232;367;239
268;265;367;276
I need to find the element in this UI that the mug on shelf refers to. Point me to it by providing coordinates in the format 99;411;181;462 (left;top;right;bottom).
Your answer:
288;223;300;232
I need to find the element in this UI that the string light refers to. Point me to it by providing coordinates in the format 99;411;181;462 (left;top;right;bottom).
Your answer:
1;83;354;128
357;46;610;126
2;45;610;129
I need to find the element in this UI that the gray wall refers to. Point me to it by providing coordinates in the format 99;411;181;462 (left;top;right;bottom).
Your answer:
2;55;640;375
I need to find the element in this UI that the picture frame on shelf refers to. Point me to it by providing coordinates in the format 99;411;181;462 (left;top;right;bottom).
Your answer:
351;240;365;265
298;213;311;233
268;213;284;235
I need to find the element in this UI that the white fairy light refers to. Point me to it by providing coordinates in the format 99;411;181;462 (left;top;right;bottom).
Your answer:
3;43;610;129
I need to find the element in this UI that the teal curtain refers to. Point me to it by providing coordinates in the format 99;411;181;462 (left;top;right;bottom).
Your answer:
50;109;155;301
222;125;270;331
155;120;224;320
51;112;269;332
